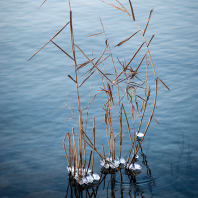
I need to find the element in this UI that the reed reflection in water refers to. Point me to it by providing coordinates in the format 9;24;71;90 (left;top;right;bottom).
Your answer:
65;143;154;198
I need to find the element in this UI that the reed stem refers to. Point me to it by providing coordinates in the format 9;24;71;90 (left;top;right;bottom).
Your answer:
92;116;95;173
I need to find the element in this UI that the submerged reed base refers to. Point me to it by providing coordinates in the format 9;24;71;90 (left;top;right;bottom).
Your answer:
30;0;169;190
64;143;153;197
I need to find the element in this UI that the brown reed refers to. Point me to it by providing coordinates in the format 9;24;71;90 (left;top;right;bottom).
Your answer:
30;0;169;183
92;116;95;173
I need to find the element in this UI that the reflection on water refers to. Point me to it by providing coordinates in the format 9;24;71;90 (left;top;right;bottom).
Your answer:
64;134;197;198
65;143;155;198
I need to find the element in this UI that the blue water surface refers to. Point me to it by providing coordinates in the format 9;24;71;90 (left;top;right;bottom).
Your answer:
0;0;198;197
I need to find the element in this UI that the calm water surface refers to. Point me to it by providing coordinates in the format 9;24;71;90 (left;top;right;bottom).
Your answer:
0;0;198;197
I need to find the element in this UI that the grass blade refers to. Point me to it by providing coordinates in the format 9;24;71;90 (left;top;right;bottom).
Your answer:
153;117;160;124
115;0;130;16
116;30;140;47
37;0;47;11
158;77;170;90
148;34;155;46
79;70;96;87
100;0;126;13
68;75;77;83
87;32;103;37
112;42;145;83
143;9;153;36
75;44;112;83
128;0;135;21
77;57;96;71
50;40;74;61
28;22;69;61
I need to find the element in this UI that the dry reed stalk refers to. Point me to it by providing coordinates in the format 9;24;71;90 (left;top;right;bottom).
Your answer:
102;144;105;158
63;132;69;165
86;93;98;107
100;19;120;113
78;46;107;81
77;137;80;174
76;57;96;72
116;30;140;47
136;94;146;102
84;78;93;133
104;112;110;147
95;55;111;68
146;53;148;89
81;129;92;145
28;22;70;61
143;9;153;36
143;78;157;134
92;116;95;173
114;93;126;107
42;0;160;181
109;132;112;158
68;6;82;143
50;40;74;61
112;42;145;84
67;75;76;84
78;137;82;176
75;44;112;83
79;70;96;87
134;90;138;119
76;154;79;182
158;77;170;90
80;109;83;169
119;103;123;158
107;83;114;105
111;132;114;160
130;79;157;164
153;117;160;124
83;135;86;169
84;136;118;170
113;138;115;160
83;139;102;158
103;104;113;150
73;153;76;177
72;128;77;164
99;17;123;119
87;32;104;37
95;46;108;65
126;145;133;163
115;0;131;16
81;129;111;166
133;53;147;79
148;34;155;46
99;18;116;76
81;132;119;169
128;0;135;21
131;95;137;149
122;104;135;149
68;134;71;167
111;3;158;148
86;151;92;176
134;14;158;137
99;18;124;116
137;86;150;133
63;96;79;126
37;0;46;10
100;0;126;13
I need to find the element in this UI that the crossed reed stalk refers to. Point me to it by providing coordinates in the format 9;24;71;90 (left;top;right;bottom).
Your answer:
30;0;169;184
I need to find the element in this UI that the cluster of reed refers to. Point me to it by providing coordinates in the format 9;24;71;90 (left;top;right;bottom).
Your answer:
30;0;169;186
65;143;153;198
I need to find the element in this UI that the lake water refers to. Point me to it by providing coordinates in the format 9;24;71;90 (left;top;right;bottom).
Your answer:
0;0;198;197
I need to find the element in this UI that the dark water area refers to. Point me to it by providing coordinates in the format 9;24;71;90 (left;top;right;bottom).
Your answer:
0;0;198;197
